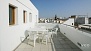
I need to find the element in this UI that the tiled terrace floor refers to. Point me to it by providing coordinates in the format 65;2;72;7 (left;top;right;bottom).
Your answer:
15;32;82;51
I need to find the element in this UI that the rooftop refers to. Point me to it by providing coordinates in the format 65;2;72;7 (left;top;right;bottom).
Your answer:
15;31;82;51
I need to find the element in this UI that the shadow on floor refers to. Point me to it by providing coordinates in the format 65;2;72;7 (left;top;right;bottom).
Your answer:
52;31;82;51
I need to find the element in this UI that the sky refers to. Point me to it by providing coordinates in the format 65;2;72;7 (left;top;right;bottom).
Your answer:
31;0;91;18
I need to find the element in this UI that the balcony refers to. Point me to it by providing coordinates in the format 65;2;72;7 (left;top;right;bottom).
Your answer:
14;23;82;51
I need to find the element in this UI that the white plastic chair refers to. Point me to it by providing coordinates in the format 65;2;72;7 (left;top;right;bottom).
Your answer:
28;31;38;47
37;31;44;43
48;28;53;38
52;28;58;37
42;31;49;45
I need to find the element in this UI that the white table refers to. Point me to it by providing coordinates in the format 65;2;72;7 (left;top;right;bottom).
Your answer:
28;28;48;43
28;28;47;31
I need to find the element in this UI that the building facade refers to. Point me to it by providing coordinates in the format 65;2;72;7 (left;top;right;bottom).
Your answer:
75;17;88;24
89;17;91;24
0;0;38;51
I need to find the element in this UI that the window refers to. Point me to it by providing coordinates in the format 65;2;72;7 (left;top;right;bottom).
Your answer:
23;10;27;23
9;5;16;25
29;13;32;22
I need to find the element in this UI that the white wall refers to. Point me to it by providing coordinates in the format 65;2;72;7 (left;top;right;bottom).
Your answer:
35;23;57;28
85;17;88;24
59;24;91;51
63;18;74;26
0;0;38;51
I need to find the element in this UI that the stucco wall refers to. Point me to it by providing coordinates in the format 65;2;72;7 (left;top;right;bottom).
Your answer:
63;18;74;26
85;17;88;24
59;24;91;51
0;0;38;51
35;23;57;28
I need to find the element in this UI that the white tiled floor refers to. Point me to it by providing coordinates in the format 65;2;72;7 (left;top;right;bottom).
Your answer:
15;38;53;51
14;32;82;51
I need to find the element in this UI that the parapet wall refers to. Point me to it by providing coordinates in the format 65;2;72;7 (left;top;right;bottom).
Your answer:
59;24;91;51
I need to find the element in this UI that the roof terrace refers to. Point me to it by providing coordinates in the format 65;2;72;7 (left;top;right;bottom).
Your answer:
14;23;82;51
